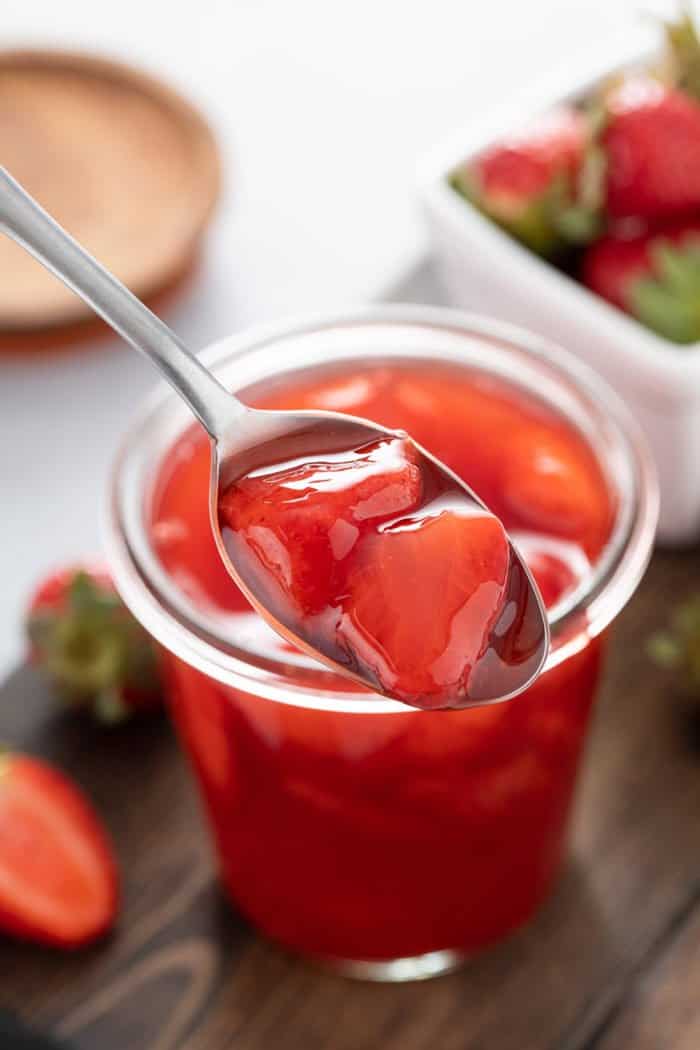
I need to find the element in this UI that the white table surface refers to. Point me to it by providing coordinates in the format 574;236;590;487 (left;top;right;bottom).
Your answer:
0;0;678;676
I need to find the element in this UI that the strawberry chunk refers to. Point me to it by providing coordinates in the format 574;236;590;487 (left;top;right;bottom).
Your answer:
502;428;612;558
339;511;511;708
218;437;423;618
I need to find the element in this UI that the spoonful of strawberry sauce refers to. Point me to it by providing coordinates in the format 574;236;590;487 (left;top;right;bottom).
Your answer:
218;423;548;708
0;167;548;708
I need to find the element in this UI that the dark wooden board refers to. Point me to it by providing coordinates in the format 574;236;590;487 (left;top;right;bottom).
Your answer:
2;549;700;1050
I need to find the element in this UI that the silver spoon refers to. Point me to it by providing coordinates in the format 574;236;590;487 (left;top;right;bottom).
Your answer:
0;166;549;708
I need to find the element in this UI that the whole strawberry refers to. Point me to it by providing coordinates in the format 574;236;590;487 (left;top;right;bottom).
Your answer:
26;565;162;723
582;220;700;344
602;75;700;220
450;107;601;256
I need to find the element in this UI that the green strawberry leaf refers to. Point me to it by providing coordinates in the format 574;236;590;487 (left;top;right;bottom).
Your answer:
29;570;161;718
629;238;700;345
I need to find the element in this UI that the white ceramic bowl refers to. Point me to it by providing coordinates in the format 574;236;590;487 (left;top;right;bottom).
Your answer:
419;27;699;547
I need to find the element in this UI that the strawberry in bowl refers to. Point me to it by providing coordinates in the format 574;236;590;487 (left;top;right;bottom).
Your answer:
601;75;700;221
446;9;700;343
582;220;700;344
421;5;700;544
449;107;600;256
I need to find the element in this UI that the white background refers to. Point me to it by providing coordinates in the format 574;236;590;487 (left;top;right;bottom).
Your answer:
0;0;681;675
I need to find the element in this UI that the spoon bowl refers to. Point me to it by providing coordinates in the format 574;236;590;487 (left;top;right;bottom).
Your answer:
0;166;549;707
213;405;549;707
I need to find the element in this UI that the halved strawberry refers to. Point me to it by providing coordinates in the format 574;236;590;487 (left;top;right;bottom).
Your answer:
340;511;511;708
582;220;700;344
218;437;423;618
602;76;700;220
27;565;162;723
451;106;600;256
0;752;118;948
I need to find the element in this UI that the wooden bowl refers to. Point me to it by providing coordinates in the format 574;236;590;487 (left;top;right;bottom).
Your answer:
0;49;221;346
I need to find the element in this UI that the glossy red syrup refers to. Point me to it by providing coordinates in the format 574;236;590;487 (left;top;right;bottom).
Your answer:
218;432;545;709
151;362;614;964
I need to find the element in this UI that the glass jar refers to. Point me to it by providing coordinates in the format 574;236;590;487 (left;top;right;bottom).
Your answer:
106;307;657;980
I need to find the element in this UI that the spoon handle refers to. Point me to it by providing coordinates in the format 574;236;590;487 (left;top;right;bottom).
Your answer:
0;166;239;440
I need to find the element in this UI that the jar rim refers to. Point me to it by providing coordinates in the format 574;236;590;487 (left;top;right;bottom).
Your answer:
105;305;658;713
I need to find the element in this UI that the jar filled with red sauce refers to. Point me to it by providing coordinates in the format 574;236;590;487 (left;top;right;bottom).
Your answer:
107;310;657;980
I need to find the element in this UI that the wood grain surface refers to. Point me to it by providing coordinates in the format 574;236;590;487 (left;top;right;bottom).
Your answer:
1;549;700;1050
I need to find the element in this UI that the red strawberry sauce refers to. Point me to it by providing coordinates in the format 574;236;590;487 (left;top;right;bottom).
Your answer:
151;361;614;964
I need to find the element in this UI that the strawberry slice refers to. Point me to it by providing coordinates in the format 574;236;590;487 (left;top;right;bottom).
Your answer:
582;220;700;344
218;436;423;618
339;511;511;708
0;752;119;948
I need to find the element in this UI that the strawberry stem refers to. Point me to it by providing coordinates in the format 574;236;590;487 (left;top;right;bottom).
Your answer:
665;4;700;101
28;570;160;721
